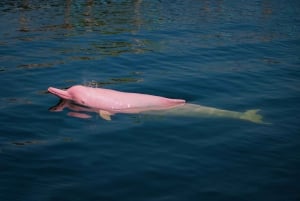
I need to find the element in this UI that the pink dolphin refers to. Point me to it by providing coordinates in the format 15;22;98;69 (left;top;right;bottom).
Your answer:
48;85;185;120
48;85;266;123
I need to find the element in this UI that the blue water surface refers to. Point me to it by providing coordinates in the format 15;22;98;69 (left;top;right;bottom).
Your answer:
1;1;300;201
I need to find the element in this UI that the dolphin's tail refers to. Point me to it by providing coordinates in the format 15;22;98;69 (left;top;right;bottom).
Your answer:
240;109;266;124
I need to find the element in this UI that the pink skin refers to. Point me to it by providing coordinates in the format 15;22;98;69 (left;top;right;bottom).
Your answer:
48;85;186;115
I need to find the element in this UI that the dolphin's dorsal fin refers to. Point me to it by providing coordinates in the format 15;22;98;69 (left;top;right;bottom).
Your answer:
99;110;112;121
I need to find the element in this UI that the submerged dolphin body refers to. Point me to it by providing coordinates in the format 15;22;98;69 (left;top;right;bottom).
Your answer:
48;85;264;123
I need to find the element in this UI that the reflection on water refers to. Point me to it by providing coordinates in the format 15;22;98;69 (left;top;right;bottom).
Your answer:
17;61;64;69
0;97;32;106
0;0;153;71
1;0;289;71
11;140;45;146
0;0;289;35
84;76;144;87
9;0;146;35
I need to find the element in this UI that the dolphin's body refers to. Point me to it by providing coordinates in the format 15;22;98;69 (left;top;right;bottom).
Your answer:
48;85;264;123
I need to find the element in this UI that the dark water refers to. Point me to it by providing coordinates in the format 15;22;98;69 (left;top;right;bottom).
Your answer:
1;0;300;200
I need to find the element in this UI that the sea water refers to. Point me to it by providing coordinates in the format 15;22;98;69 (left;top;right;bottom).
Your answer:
0;1;299;201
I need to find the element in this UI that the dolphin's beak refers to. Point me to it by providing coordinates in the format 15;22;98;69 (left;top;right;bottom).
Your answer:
48;87;71;100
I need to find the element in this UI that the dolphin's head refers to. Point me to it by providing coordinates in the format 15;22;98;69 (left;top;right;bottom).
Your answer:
48;85;88;105
66;85;90;106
